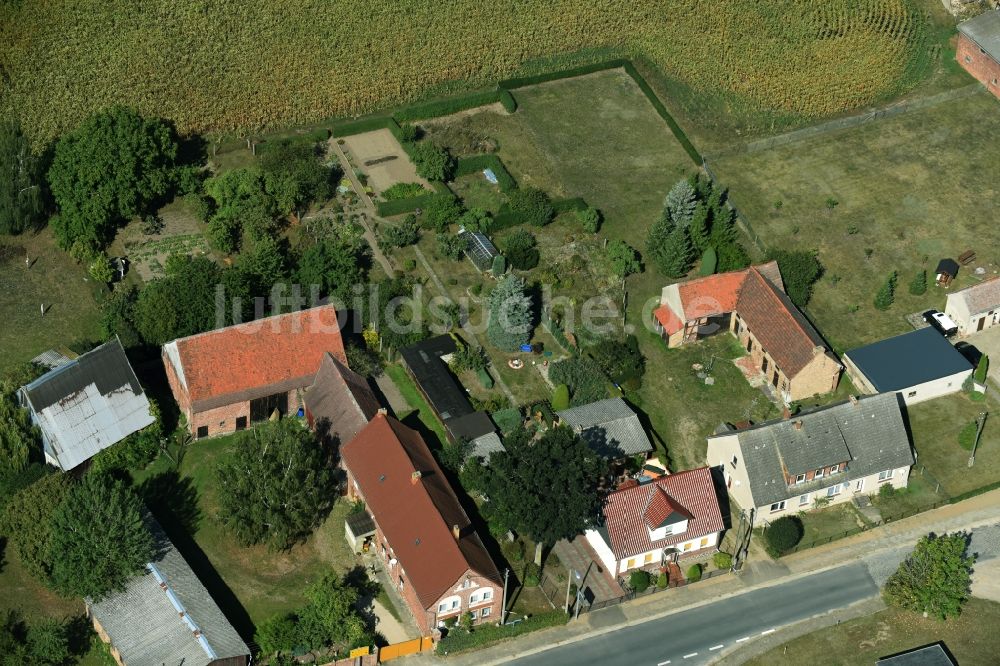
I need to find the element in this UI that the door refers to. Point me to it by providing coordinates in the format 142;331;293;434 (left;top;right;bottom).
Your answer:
978;317;986;332
772;371;780;388
762;357;769;373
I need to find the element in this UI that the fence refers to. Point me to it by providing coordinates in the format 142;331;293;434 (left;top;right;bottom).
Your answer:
577;567;730;615
378;636;434;662
701;159;767;255
537;572;563;610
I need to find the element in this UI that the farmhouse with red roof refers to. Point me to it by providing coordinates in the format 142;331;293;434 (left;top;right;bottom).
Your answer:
653;262;842;402
162;305;346;438
584;466;724;576
341;413;503;634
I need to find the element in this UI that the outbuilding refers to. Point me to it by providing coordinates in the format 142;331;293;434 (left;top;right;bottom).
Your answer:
843;328;972;405
944;276;1000;335
957;9;1000;100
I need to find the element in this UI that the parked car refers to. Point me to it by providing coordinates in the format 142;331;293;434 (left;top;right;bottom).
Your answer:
923;310;958;337
955;341;983;367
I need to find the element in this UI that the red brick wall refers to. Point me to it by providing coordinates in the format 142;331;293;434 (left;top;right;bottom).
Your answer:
429;571;503;630
958;33;1000;99
183;388;304;438
163;352;192;425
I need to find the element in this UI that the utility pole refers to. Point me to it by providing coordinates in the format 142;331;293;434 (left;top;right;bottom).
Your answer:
500;567;509;625
969;411;988;467
565;569;574;615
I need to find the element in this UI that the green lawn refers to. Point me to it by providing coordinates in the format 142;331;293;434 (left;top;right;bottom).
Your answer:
795;503;865;549
746;597;1000;666
384;363;449;446
709;90;1000;353
906;393;1000;498
0;228;102;372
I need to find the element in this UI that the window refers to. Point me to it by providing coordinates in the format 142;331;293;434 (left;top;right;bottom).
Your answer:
907;391;917;398
461;579;471;589
799;494;810;506
878;469;894;482
482;590;492;601
196;425;208;439
770;501;786;512
731;455;738;468
826;484;840;497
854;479;865;493
398;576;405;590
814;468;824;479
795;474;806;484
450;599;459;609
965;55;973;63
644;552;654;564
699;537;709;548
470;593;479;604
683;542;692;551
626;558;636;569
235;416;247;430
438;602;448;612
481;607;491;618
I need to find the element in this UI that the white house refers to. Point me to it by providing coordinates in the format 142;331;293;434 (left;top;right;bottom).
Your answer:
585;466;724;576
706;393;915;521
945;277;1000;335
843;328;972;405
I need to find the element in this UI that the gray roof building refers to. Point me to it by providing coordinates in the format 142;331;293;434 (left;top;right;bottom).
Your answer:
557;397;654;459
708;393;914;507
87;517;249;666
877;641;956;666
20;338;154;471
959;9;1000;62
304;352;382;445
844;328;972;393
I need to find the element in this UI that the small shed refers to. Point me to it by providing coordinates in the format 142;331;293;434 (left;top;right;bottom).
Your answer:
935;258;959;287
345;511;377;554
458;230;499;272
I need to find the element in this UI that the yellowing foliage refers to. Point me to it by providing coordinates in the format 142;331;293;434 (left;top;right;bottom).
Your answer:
0;0;931;144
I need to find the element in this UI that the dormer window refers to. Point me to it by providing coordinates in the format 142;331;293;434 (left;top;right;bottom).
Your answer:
814;468;824;479
795;474;805;484
731;456;738;468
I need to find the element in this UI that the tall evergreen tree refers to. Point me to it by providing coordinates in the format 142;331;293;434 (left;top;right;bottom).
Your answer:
656;225;694;278
874;271;898;311
908;269;927;296
487;274;534;351
0;121;45;235
688;204;710;252
664;178;697;226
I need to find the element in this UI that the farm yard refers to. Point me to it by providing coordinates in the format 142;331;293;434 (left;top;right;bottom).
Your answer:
2;1;941;146
709;89;1000;352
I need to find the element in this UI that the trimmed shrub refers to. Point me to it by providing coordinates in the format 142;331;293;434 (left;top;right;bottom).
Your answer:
499;89;518;113
477;368;494;389
974;355;989;384
551;197;588;214
491;408;522;434
491;254;506;275
958;420;978;451
395;90;502;122
435;610;568;655
376;191;451;217
686;564;702;582
454;154;517;191
908;270;927;296
764;516;804;556
508;187;555;227
332;116;392;137
698;246;717;276
382;182;427;200
657;571;668;589
712;551;733;570
551;384;570;411
629;570;651;593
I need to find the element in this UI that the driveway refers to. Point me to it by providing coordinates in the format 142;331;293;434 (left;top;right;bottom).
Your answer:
961;325;1000;385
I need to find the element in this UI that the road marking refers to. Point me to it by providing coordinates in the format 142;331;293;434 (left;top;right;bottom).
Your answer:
761;629;776;636
710;645;724;651
736;637;750;643
657;661;671;665
683;653;698;659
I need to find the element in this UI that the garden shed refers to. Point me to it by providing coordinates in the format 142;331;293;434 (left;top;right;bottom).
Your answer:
458;229;499;272
936;258;959;287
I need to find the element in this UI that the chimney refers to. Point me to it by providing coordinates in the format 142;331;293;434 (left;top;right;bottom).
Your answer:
849;395;859;406
411;471;422;484
378;407;388;415
793;420;803;430
782;406;791;420
452;524;461;540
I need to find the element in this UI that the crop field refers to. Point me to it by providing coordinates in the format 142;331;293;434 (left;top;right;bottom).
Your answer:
2;1;938;145
709;90;1000;352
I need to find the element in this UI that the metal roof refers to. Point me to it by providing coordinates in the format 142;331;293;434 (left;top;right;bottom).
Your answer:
845;328;972;392
87;516;249;666
21;338;154;471
557;397;654;458
877;642;956;666
710;393;914;507
959;10;1000;62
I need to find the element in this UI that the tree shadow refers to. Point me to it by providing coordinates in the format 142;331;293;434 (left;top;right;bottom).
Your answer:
137;470;202;536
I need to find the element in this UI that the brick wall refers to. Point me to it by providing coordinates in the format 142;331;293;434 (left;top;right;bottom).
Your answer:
958;33;1000;99
190;401;250;438
163;352;192;425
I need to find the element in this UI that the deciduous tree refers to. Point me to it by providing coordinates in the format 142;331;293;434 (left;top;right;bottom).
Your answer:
0;472;71;584
767;249;823;307
0;121;45;235
501;229;539;270
215;419;336;550
0;391;38;474
407;142;455;182
487;274;533;351
507;187;554;227
258;139;334;215
607;239;641;278
884;532;974;620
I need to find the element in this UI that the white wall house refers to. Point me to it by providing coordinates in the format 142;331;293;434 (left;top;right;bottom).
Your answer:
946;277;1000;336
843;328;972;406
706;393;915;521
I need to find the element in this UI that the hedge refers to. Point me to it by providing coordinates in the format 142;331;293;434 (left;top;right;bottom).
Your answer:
949;479;1000;504
622;60;701;164
455;154;517;191
376;191;453;217
498;59;626;90
551;197;588;213
435;611;568;655
395;89;503;122
499;89;518;113
331;115;393;137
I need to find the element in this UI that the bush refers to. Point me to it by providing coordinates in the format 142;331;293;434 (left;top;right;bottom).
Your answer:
908;270;927;296
436;232;466;261
491;408;522;434
577;207;601;233
629;570;651;593
507;187;554;227
404;259;417;271
502;229;539;270
698;246;717;276
686;564;702;582
874;271;898;311
657;571;668;588
523;562;540;587
712;552;733;570
958;420;979;451
407;141;455;182
551;384;570;411
878;482;897;500
764;516;804;557
381;215;420;248
767;249;823;307
382;182;427;200
974;355;989;384
477;368;494;389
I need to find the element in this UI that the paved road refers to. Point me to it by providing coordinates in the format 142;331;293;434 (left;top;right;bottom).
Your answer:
513;564;877;666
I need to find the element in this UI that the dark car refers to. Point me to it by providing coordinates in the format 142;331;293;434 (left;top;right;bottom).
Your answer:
955;341;983;367
923;310;958;337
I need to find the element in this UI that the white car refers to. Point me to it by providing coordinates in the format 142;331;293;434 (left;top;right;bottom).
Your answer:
923;310;958;337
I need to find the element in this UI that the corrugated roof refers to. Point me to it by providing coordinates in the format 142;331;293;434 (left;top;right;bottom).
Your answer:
948;277;1000;317
87;516;249;666
163;305;345;412
711;393;914;507
845;328;972;392
557;397;653;458
21;338;154;471
600;467;724;560
305;353;381;444
959;9;1000;62
340;414;502;608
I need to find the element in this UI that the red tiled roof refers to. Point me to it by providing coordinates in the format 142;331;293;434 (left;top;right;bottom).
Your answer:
602;467;724;560
164;305;345;411
340;414;501;609
735;268;832;377
676;271;746;319
643;486;693;530
653;306;683;335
